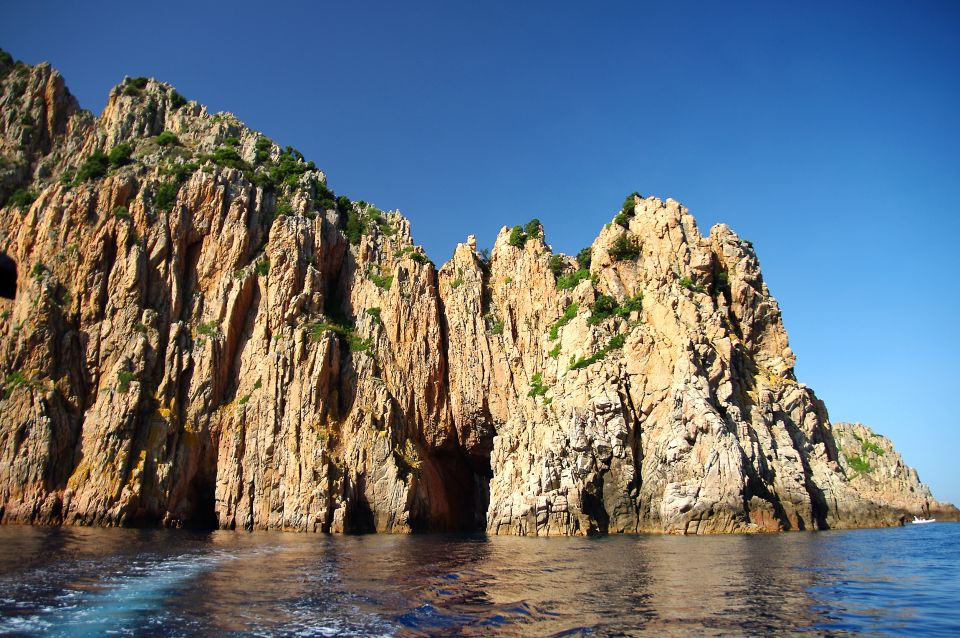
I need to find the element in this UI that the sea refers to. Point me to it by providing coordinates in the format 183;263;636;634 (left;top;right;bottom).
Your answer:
0;522;957;636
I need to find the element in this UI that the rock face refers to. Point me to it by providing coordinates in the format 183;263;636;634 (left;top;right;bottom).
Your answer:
0;53;952;534
832;422;957;522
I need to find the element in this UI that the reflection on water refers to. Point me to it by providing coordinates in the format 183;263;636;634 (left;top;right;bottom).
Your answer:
0;523;957;636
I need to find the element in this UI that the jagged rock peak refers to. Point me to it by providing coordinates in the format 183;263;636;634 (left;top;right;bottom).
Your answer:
0;53;953;535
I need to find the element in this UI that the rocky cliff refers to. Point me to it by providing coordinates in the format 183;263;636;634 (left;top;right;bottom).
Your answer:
0;52;953;534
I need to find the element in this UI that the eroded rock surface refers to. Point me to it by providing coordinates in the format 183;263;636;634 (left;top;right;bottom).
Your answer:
0;53;952;534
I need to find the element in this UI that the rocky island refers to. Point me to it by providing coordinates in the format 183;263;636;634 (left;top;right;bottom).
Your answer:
0;51;954;535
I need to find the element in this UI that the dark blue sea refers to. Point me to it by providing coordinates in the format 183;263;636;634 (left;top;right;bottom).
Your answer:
0;522;957;636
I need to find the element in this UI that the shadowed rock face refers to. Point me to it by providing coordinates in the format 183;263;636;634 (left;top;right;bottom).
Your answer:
0;54;953;534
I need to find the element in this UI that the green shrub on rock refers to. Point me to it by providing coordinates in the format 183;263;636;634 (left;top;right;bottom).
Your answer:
75;149;108;182
524;218;542;238
108;142;133;167
5;188;37;209
155;131;179;146
508;225;526;248
548;254;565;278
153;181;178;211
608;234;639;261
556;268;589;291
576;247;592;270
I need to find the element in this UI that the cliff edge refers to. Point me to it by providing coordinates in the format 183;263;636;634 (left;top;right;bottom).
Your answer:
0;52;953;534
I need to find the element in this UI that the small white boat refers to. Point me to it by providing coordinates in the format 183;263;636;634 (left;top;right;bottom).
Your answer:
912;516;936;524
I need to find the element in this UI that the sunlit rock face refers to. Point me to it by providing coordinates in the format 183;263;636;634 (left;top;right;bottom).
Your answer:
0;53;954;534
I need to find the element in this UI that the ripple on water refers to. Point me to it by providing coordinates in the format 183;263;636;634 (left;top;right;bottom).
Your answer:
0;524;957;636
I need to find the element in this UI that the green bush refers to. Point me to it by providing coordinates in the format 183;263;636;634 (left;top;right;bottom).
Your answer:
315;181;334;203
122;77;149;98
274;196;293;217
162;160;199;184
196;321;220;338
485;314;504;336
621;191;640;215
268;147;312;187
617;292;643;316
679;276;703;292
3;371;31;398
347;333;374;353
170;91;187;109
19;113;35;128
255;258;270;276
577;246;593;270
587;292;642;325
366;307;382;324
613;211;629;227
409;252;428;265
549;302;578;340
155;131;179;146
117;369;135;393
223;136;240;147
569;332;628;371
556;268;589;291
527;372;549;398
862;439;885;456
75;149;109;182
254;137;272;163
113;205;130;220
508;225;526;248
588;294;618;325
6;188;37;209
345;207;366;244
608;234;639;261
309;319;372;353
153;181;178;211
310;321;347;342
607;333;627;350
846;454;872;474
336;195;352;217
211;145;248;170
30;263;46;279
569;351;604;371
548;254;565;278
368;269;393;290
524;218;542;238
108;142;133;167
548;342;562;358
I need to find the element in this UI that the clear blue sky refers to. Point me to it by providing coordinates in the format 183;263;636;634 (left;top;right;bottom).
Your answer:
3;1;958;503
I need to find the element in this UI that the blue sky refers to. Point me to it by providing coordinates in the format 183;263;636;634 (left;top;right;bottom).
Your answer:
3;1;958;503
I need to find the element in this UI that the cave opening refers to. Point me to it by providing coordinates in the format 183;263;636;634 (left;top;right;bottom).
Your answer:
182;470;219;530
409;447;493;533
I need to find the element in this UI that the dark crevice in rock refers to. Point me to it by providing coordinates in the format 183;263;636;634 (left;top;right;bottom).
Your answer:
343;473;376;533
409;447;490;533
182;466;218;529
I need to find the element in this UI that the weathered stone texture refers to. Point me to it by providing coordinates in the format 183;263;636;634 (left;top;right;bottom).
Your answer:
0;56;953;534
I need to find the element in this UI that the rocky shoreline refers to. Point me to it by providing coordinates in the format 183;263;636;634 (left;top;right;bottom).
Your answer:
0;51;954;534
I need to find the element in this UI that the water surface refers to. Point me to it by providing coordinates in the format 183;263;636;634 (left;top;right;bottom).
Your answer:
0;523;957;636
